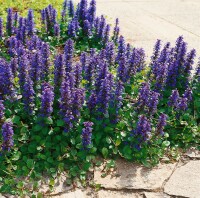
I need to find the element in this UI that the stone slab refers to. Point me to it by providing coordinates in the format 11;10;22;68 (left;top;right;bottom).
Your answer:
185;148;200;159
144;192;170;198
94;159;176;190
164;161;200;198
97;190;142;198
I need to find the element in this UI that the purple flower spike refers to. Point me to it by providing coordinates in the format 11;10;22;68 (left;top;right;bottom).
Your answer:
138;82;151;108
103;24;110;44
134;115;152;142
184;49;196;75
168;89;180;107
41;83;54;118
69;0;75;17
177;97;188;111
117;54;127;83
79;0;88;22
27;9;35;36
83;20;92;37
72;88;85;121
156;113;168;136
97;73;113;115
147;91;160;115
6;8;13;36
64;39;74;73
41;42;50;80
54;23;60;37
0;18;3;38
41;9;46;24
183;88;192;102
113;18;120;42
74;63;82;88
30;52;42;84
54;54;65;89
88;0;96;25
98;15;106;39
105;41;115;65
150;39;161;67
82;121;94;149
68;17;79;38
2;121;14;152
116;35;126;63
22;77;35;114
87;91;97;112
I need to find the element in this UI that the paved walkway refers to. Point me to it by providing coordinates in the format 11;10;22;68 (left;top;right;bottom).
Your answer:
76;0;200;59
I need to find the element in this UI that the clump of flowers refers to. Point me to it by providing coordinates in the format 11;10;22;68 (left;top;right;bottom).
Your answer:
0;1;199;195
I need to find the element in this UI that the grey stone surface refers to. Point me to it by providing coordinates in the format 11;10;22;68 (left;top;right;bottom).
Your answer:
185;148;200;159
164;160;200;198
75;0;200;59
144;192;170;198
94;159;176;190
40;174;72;195
97;190;143;198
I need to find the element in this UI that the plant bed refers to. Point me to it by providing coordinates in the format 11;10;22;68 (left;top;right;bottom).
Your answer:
0;0;199;197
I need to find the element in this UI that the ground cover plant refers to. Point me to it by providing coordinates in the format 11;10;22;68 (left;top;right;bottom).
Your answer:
0;0;199;196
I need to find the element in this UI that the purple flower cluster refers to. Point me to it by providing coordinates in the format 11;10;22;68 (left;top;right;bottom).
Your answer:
137;82;160;115
88;0;96;25
79;0;88;22
54;54;65;89
60;79;74;132
0;18;3;38
27;9;35;36
41;43;50;81
134;115;152;142
97;73;113;115
68;17;79;38
1;121;14;152
54;23;60;37
69;0;75;17
41;5;57;35
22;77;35;114
168;88;192;112
113;18;120;42
6;8;13;36
82;121;94;149
40;83;54;118
156;113;168;136
0;59;15;99
149;36;196;91
64;39;74;73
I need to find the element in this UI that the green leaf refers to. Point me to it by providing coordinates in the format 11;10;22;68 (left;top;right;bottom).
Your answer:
45;117;53;125
27;159;34;169
115;139;121;146
102;147;108;158
162;141;170;147
33;124;43;132
57;119;65;127
106;137;111;144
12;151;21;161
12;115;20;124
